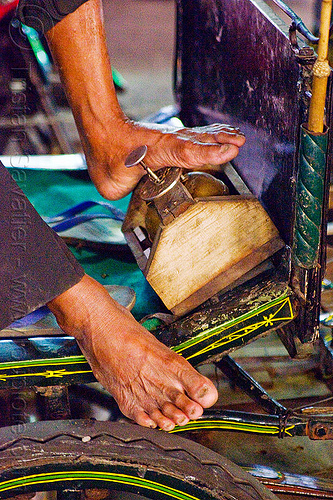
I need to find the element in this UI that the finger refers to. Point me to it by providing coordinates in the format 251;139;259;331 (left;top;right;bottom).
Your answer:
179;143;241;168
180;133;245;148
213;130;246;146
179;124;245;144
181;123;242;135
196;131;245;146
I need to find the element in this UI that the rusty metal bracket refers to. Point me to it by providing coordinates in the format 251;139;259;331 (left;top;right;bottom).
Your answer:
270;0;319;45
308;416;333;439
35;385;71;420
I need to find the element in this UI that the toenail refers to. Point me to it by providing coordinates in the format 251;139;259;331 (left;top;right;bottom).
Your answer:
163;423;175;431
189;407;199;418
198;386;209;399
177;416;187;425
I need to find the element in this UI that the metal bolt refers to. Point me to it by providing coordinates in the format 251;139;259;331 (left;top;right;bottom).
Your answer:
316;426;327;437
125;145;161;183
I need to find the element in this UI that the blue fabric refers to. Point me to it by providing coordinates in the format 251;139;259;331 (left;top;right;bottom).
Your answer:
14;169;165;321
9;306;49;327
43;200;126;224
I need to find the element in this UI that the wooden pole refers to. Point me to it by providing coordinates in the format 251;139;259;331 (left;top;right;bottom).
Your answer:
308;0;332;134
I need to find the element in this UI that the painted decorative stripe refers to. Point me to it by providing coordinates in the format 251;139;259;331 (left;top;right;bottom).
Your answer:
0;296;295;383
0;355;87;371
173;296;294;361
0;355;93;384
0;471;202;500
0;368;92;382
169;420;295;436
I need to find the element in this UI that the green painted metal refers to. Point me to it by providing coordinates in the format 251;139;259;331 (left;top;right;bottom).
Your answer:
293;125;328;268
171;294;295;364
0;293;296;388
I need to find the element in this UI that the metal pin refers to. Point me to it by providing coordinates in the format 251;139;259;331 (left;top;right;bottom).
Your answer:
125;145;161;183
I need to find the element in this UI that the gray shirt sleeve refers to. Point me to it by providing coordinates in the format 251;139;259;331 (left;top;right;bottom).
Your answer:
0;162;85;330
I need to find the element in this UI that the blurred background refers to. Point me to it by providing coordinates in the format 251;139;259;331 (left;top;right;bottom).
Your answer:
103;0;318;120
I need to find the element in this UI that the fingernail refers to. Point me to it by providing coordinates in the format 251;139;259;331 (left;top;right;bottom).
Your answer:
228;130;245;137
220;144;231;152
222;127;244;137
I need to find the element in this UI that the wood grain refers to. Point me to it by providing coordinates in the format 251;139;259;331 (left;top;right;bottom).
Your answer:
146;196;284;314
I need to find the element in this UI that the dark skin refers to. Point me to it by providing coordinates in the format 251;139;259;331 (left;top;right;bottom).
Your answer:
46;0;246;430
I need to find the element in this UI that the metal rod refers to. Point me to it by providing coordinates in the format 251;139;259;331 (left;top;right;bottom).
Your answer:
215;356;287;416
270;0;319;43
308;0;333;133
140;159;162;183
170;409;306;438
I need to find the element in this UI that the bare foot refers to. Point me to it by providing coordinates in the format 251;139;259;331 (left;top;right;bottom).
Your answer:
46;0;245;202
83;118;246;200
48;274;218;430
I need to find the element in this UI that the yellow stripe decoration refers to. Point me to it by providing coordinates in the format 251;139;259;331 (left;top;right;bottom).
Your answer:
0;471;202;500
0;295;295;382
0;356;93;383
0;368;92;382
173;295;294;361
0;355;87;371
169;420;295;437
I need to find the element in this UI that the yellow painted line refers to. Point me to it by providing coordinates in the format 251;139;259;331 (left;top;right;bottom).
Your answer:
174;296;293;356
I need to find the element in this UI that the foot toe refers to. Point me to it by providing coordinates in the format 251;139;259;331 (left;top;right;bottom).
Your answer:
149;409;176;431
161;402;189;426
170;391;203;420
180;371;218;409
134;410;157;429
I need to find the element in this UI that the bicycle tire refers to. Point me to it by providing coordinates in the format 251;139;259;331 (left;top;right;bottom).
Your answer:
0;419;278;500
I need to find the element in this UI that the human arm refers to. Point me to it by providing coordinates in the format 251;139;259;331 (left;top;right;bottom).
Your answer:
12;0;232;429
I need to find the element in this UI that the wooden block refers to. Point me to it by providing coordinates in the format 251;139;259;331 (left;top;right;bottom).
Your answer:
145;196;284;315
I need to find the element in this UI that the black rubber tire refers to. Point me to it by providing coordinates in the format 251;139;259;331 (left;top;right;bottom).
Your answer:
0;419;278;500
